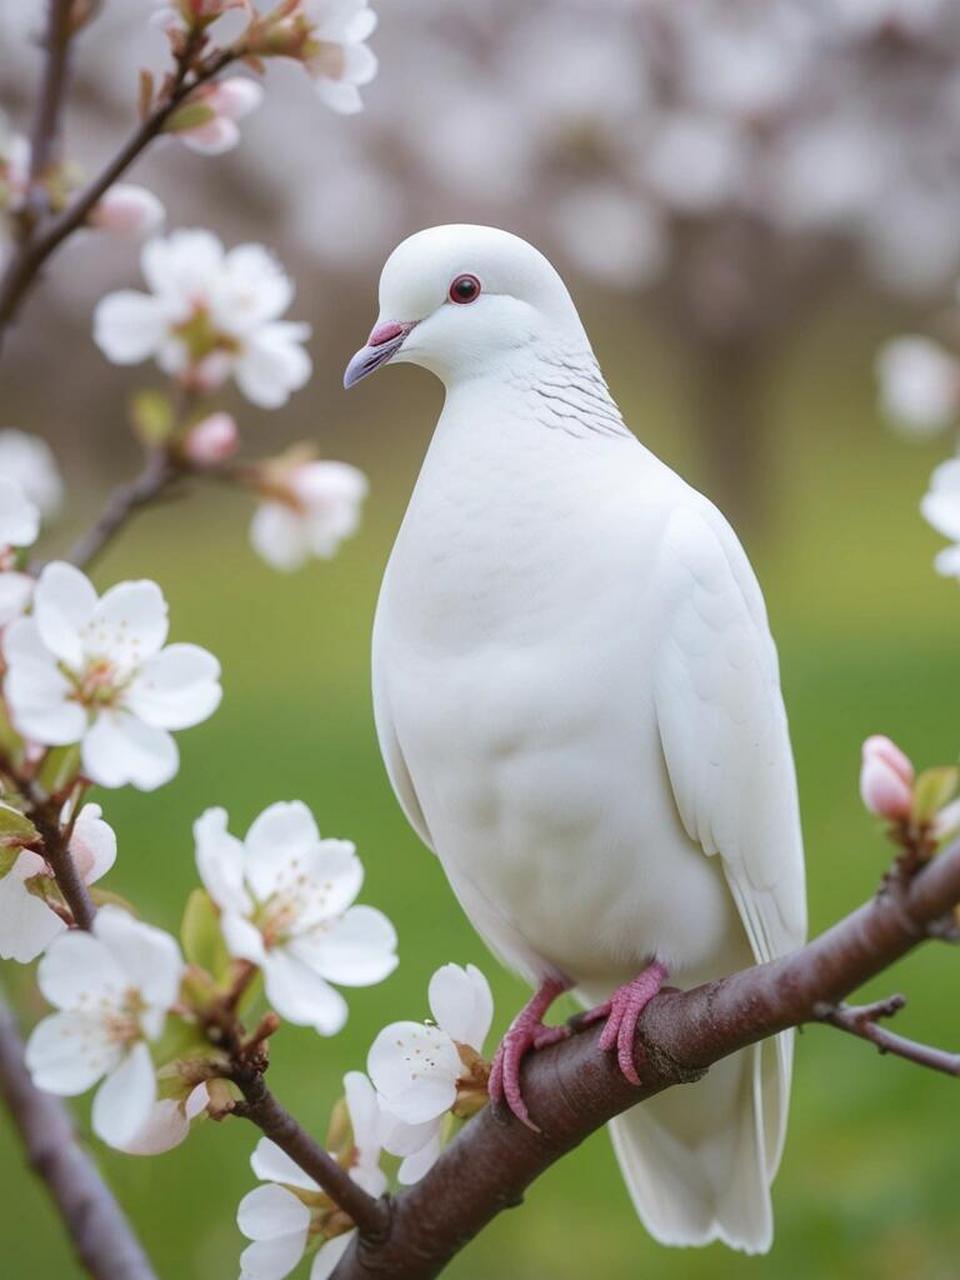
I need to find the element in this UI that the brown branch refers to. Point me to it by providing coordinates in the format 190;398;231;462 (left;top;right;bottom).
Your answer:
0;988;157;1280
66;446;182;571
24;0;77;225
231;1065;391;1241
816;995;960;1076
27;792;97;931
331;840;960;1280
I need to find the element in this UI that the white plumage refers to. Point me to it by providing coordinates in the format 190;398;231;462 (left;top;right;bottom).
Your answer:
347;225;807;1253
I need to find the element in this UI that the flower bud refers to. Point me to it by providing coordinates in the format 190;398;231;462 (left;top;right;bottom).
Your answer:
860;735;914;821
89;184;165;236
183;413;239;465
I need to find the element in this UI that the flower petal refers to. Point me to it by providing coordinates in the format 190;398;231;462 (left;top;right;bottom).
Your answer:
193;807;251;914
92;1041;157;1149
93;905;183;1018
0;571;34;626
310;1231;355;1280
25;1011;122;1094
93;291;167;364
33;561;97;668
126;642;222;729
0;476;40;547
244;801;321;901
3;618;85;745
367;1022;460;1124
221;911;268;964
250;503;309;572
250;1137;320;1192
428;963;494;1052
36;928;124;1009
81;710;178;790
238;1182;311;1242
291;905;397;987
69;803;117;884
397;1131;442;1185
234;322;312;409
86;579;169;670
263;950;348;1035
141;228;224;302
118;1096;191;1155
0;871;66;963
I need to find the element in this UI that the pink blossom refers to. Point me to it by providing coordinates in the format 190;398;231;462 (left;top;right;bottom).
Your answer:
183;413;238;465
859;735;914;821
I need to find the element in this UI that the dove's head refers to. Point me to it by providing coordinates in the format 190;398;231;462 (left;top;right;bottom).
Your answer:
343;224;588;389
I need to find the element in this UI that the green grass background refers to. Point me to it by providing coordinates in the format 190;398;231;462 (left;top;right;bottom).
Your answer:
3;307;960;1279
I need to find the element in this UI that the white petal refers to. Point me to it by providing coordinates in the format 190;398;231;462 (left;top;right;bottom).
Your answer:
0;872;65;963
378;1109;439;1158
94;905;183;1017
126;642;222;729
86;579;169;670
3;619;84;744
33;561;97;668
367;1022;460;1124
93;291;167;364
217;244;294;331
118;1096;191;1155
92;1041;157;1149
36;927;124;1009
81;710;178;790
69;803;117;884
141;228;224;302
428;963;494;1052
344;1070;379;1160
238;1182;311;1241
180;116;240;155
193;807;251;914
291;906;397;987
263;950;348;1035
250;504;310;573
310;1232;355;1280
397;1132;442;1185
250;1137;320;1192
0;476;40;547
933;544;960;579
221;911;268;964
244;801;321;901
0;571;34;626
234;323;312;409
0;429;63;517
25;1011;122;1094
317;78;364;115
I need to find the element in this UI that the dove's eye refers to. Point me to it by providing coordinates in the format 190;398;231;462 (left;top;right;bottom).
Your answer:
448;274;482;304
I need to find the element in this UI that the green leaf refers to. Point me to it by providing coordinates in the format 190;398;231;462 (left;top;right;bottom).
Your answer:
913;766;960;824
0;801;37;845
0;845;20;879
36;744;81;796
129;389;174;446
181;889;232;983
163;102;216;134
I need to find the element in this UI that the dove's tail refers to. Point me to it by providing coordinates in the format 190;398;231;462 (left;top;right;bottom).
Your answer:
599;1023;792;1254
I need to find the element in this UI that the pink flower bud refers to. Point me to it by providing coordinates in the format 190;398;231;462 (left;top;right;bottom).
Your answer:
860;735;915;820
206;77;264;120
183;413;239;465
89;184;165;236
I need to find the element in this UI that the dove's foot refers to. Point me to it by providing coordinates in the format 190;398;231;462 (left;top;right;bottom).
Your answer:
582;961;669;1086
489;976;572;1130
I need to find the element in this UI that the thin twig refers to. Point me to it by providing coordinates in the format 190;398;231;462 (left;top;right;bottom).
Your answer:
28;792;97;931
0;988;157;1280
24;0;77;225
66;447;182;571
816;996;960;1077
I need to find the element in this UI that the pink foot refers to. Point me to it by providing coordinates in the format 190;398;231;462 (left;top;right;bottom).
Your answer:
582;961;668;1086
489;976;571;1130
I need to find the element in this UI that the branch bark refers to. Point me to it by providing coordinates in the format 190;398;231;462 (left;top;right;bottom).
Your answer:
65;447;182;571
0;989;157;1280
25;0;77;216
332;842;960;1279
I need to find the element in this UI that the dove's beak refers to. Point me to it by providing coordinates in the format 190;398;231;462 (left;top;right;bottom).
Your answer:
343;321;416;389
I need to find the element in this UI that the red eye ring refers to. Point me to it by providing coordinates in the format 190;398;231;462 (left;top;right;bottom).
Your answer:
448;273;482;304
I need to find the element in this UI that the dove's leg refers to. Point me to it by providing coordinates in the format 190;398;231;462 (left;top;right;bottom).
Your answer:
489;976;572;1129
581;960;669;1086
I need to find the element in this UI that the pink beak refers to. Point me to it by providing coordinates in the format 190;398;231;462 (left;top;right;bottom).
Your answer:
343;321;416;389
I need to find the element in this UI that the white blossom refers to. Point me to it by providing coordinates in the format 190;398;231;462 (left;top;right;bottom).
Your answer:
25;906;184;1149
89;184;166;236
0;430;63;518
302;0;379;115
93;229;312;408
0;476;39;627
368;963;493;1184
0;802;116;964
250;461;368;572
3;562;222;790
176;78;264;155
194;802;397;1035
119;1081;210;1156
921;457;960;578
877;337;960;437
238;1072;385;1280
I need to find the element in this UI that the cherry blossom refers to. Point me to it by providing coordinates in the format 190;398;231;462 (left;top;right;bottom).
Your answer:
237;1072;385;1279
119;1081;210;1156
302;0;379;115
0;476;39;627
92;230;312;408
89;184;166;237
2;561;222;790
0;429;63;518
921;458;960;579
250;460;368;572
877;337;960;437
369;963;493;1184
859;735;914;822
175;79;265;156
194;802;397;1034
182;412;239;465
0;802;117;964
24;906;184;1149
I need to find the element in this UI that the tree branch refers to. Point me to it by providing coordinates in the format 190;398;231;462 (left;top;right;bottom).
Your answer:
332;841;960;1280
816;995;960;1076
0;988;157;1280
25;0;77;222
66;446;182;571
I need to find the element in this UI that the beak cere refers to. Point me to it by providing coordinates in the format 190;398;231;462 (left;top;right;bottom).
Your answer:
343;320;416;389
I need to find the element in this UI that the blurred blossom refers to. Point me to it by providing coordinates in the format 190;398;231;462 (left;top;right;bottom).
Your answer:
921;457;960;578
369;963;493;1185
174;78;265;156
2;562;222;790
643;114;747;216
877;337;960;436
118;1081;210;1156
182;412;239;465
859;734;914;821
0;476;40;553
194;801;397;1035
0;429;63;518
300;0;379;115
25;906;184;1149
93;230;312;408
550;187;668;291
238;1073;385;1280
250;460;368;572
88;184;166;236
0;803;116;964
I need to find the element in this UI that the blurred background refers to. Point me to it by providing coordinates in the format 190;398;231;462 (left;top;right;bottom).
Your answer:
3;1;960;1277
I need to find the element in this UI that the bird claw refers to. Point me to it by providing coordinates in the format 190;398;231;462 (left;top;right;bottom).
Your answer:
583;961;668;1086
489;977;571;1130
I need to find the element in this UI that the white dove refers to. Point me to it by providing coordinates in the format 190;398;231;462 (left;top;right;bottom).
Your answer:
345;225;806;1254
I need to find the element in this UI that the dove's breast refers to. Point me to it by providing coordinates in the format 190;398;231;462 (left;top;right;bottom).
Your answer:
373;403;743;987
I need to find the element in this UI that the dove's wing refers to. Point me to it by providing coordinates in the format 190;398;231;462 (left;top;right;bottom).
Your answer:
372;623;436;854
652;502;806;969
